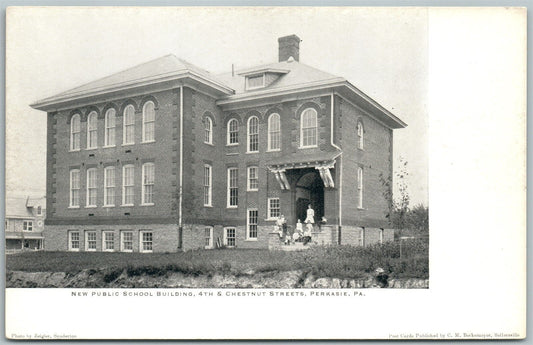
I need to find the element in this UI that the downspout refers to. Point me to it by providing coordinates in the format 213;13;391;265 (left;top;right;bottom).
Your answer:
331;93;343;244
178;86;184;248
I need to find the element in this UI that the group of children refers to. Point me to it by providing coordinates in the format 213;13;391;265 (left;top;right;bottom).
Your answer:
276;204;316;245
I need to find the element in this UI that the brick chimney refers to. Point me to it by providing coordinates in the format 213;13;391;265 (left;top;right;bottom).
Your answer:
278;34;301;62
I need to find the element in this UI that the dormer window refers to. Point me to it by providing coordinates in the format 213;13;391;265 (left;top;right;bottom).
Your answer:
246;74;265;90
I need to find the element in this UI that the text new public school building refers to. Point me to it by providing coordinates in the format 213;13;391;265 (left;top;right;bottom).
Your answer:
31;35;406;253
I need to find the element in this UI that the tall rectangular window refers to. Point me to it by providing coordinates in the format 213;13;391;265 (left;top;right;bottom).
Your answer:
247;166;258;191
103;231;114;251
204;117;212;144
86;168;97;207
140;231;153;253
204;227;213;249
227;168;238;207
122;165;134;205
105;109;116;146
123;105;135;145
224;228;236;247
357;167;363;208
85;231;97;251
70;169;80;207
121;231;133;252
203;165;212;206
87;111;98;149
142;101;155;142
359;227;365;247
268;198;280;219
247;209;258;239
104;166;115;206
69;231;80;251
142;163;155;205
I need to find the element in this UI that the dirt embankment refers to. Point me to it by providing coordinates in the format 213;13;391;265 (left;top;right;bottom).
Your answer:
7;269;429;288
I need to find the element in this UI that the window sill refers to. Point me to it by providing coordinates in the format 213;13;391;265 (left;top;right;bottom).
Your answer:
245;238;258;242
204;205;213;208
121;250;133;253
246;151;259;154
265;218;278;221
142;140;156;144
69;249;80;252
122;143;135;147
103;145;116;149
141;203;155;207
121;204;134;207
226;143;239;147
103;249;115;252
140;251;153;253
85;147;97;151
85;205;97;208
204;246;214;250
299;145;318;149
69;149;81;152
22;230;34;232
227;206;238;209
204;142;214;146
68;206;80;209
357;207;366;210
103;205;115;208
267;149;281;152
247;189;259;192
85;249;96;252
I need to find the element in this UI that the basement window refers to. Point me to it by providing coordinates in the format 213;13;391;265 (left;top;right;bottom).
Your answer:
246;74;265;90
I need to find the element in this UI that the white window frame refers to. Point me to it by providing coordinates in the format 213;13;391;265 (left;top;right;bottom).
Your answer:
69;169;80;208
359;227;365;247
102;231;115;252
267;197;280;220
204;117;213;144
227;119;239;146
123;104;135;145
23;220;33;232
379;229;384;245
139;231;153;253
300;108;318;148
86;168;97;208
246;208;258;240
68;231;80;251
86;111;98;149
357;167;363;209
120;231;133;252
267;113;281;151
104;166;115;207
142;101;156;143
204;227;213;249
246;73;265;90
357;122;364;150
70;114;81;151
141;162;155;206
104;108;116;147
227;167;238;208
247;166;259;191
223;227;236;248
203;164;212;207
85;231;97;252
122;165;135;206
247;116;259;153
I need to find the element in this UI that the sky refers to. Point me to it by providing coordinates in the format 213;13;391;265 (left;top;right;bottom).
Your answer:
6;7;428;205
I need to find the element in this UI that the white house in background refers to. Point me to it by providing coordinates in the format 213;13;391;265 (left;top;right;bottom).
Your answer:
5;196;46;252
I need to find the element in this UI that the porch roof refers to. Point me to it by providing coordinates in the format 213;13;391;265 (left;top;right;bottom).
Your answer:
266;150;341;169
5;231;44;239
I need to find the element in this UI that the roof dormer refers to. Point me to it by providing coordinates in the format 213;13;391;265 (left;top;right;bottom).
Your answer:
239;68;290;91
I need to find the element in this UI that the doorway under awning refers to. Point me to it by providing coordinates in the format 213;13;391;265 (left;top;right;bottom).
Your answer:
266;150;342;190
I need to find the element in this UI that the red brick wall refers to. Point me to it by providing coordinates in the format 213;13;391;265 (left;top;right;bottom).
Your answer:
338;97;393;228
47;89;179;225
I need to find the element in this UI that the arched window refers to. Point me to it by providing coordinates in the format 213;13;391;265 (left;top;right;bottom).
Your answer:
70;114;81;151
268;113;281;151
142;101;155;142
123;105;135;145
104;108;116;147
204;117;212;144
300;108;317;148
227;118;239;145
87;111;98;149
247;116;259;152
357;121;364;149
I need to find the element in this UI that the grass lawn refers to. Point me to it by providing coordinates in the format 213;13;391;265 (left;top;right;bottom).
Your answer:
6;241;428;279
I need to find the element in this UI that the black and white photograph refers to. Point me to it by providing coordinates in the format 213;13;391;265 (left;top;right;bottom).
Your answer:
4;6;526;340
